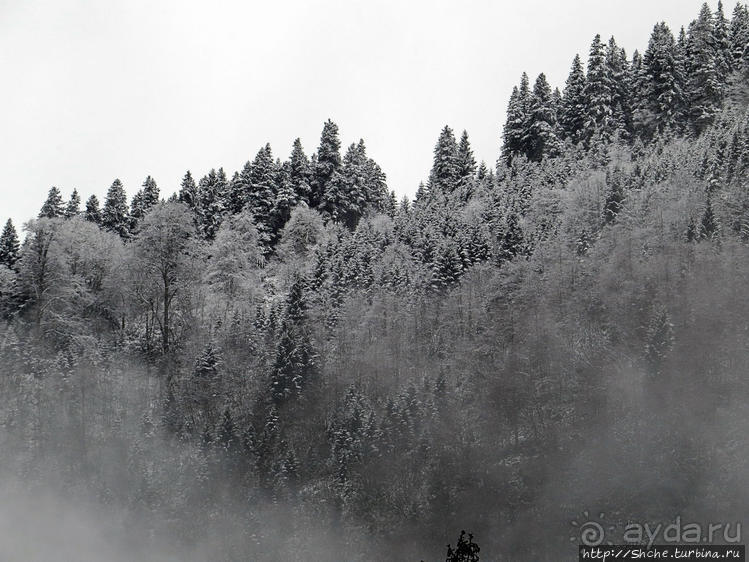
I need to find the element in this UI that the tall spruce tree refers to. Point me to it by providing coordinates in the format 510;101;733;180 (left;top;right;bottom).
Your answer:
639;22;686;139
502;73;531;163
730;3;749;68
39;187;64;219
560;54;588;143
85;195;101;224
456;130;477;181
270;275;317;404
583;34;614;143
101;179;130;237
289;138;312;205
687;4;723;134
0;219;20;268
311;120;342;207
196;168;227;240
606;37;633;138
714;0;733;78
64;189;81;218
430;125;460;193
523;73;562;161
248;144;279;242
178;171;198;210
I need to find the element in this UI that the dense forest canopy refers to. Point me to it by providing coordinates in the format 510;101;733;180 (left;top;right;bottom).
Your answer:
1;2;749;560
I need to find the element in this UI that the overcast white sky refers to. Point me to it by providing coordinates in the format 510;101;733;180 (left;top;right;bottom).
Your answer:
0;0;732;228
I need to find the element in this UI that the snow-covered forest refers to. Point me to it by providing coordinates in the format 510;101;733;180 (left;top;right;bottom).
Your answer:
1;2;749;560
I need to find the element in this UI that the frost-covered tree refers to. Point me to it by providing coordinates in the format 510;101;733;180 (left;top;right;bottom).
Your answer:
502;73;531;163
560;54;588;142
687;4;723;134
311;120;342;207
84;195;102;225
429;125;460;193
583;34;613;143
0;219;20;268
64;189;81;219
178;170;198;210
39;187;64;219
101;179;130;238
523;73;562;161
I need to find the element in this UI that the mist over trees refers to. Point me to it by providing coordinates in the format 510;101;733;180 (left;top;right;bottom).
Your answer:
1;3;749;560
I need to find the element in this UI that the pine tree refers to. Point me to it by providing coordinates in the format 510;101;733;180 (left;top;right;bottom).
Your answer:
583;34;614;143
606;37;633;138
639;22;686;138
141;175;160;210
270;275;317;404
84;195;102;225
64;189;81;218
270;161;298;238
178;170;198;210
446;530;480;562
456;130;477;182
687;4;723;134
560;54;588;143
39;186;64;218
247;144;279;243
430;125;460;192
714;0;733;79
289;138;312;205
502;73;531;163
101;179;130;237
730;3;749;68
311;120;342;207
498;213;524;262
523;73;562;161
431;240;464;292
325;142;368;228
0;219;20;268
196;169;227;240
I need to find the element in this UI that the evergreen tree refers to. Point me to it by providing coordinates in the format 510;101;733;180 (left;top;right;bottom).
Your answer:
247;144;279;242
64;189;81;218
84;195;102;225
714;0;733;79
270;161;298;238
101;179;130;237
39;186;64;219
583;34;614;143
324;142;368;228
456;130;477;181
523;73;562;161
730;3;749;68
178;170;198;210
606;37;633;137
431;240;464;292
639;22;686;139
603;167;626;223
430;125;460;192
560;54;588;142
289;138;312;205
311;119;342;207
141;175;160;210
498;213;524;262
446;530;480;562
196;168;227;240
270;275;317;404
502;73;531;163
0;219;20;268
687;4;723;134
